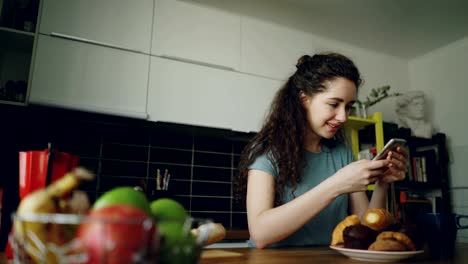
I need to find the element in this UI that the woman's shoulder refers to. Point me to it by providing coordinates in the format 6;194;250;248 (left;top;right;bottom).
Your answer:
249;152;278;177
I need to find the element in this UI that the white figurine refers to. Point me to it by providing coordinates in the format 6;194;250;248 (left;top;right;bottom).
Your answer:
395;91;433;139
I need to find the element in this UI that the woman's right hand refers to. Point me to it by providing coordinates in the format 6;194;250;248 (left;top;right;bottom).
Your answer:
330;159;390;194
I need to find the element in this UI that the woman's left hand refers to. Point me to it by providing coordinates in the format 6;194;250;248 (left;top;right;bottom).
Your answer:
378;146;409;184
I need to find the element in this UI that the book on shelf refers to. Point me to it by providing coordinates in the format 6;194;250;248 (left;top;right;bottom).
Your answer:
408;148;437;184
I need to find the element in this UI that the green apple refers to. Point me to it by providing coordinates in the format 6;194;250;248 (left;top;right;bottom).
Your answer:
158;221;198;264
92;186;151;215
150;198;188;222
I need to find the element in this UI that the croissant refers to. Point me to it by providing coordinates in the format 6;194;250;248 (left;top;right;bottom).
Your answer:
362;208;394;232
331;214;360;246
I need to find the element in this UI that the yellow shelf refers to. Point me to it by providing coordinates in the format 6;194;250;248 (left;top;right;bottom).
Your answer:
345;112;384;159
345;112;384;191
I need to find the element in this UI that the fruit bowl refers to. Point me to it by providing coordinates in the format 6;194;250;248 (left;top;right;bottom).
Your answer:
10;211;159;264
10;212;212;264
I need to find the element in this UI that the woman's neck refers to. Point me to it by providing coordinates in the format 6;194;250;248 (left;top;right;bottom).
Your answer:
304;131;322;153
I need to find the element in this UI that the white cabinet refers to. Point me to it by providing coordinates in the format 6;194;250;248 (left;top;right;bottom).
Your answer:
39;0;153;53
30;35;149;119
241;17;316;80
152;0;241;70
234;73;282;132
147;56;280;132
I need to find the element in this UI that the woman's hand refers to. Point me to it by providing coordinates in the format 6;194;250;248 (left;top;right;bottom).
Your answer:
378;146;409;184
330;159;390;194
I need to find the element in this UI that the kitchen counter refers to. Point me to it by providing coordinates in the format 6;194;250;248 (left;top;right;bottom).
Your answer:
200;243;468;264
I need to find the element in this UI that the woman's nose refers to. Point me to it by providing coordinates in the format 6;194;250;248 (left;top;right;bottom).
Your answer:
335;107;347;121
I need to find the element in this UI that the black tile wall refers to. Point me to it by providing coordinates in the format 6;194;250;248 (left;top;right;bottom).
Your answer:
192;181;231;197
232;213;248;229
191;197;231;212
150;147;192;164
192;166;231;182
1;105;253;232
102;143;148;161
194;151;231;167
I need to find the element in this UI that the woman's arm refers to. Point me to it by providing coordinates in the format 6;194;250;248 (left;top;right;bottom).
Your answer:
247;159;389;249
247;169;340;249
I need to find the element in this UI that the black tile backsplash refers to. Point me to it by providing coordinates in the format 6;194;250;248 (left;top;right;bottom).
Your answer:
192;166;231;182
1;105;253;235
191;197;231;212
194;136;232;153
150;147;192;164
192;181;231;197
232;213;248;229
102;143;148;161
100;159;148;178
194;151;232;167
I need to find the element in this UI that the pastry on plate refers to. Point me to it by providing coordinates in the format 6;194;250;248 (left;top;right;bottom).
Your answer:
343;224;377;250
331;215;360;246
368;231;416;251
362;208;394;232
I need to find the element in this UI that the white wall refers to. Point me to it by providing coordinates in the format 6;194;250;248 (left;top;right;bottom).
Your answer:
409;36;468;242
186;0;411;122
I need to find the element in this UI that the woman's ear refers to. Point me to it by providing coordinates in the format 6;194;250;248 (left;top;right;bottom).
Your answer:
299;91;309;106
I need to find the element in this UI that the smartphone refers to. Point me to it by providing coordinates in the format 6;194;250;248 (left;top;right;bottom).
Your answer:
372;138;407;160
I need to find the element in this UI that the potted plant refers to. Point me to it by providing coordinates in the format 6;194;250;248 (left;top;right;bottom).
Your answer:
355;85;402;118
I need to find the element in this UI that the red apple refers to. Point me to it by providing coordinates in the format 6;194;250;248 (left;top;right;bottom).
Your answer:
76;205;158;264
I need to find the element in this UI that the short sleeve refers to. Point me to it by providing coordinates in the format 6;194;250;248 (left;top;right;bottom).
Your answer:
249;153;278;177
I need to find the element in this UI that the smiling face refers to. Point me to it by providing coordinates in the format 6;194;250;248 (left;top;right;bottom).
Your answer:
301;77;357;142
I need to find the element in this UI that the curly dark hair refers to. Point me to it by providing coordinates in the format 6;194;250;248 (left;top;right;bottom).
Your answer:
235;52;362;207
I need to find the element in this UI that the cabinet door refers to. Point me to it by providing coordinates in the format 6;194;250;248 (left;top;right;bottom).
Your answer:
152;0;241;70
148;57;280;132
241;17;315;80
148;56;238;130
234;74;282;132
30;35;149;119
39;0;153;53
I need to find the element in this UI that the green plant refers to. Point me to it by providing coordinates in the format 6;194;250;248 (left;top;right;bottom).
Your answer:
357;85;402;107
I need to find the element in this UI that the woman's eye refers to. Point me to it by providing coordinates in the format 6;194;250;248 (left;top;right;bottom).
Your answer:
328;103;338;108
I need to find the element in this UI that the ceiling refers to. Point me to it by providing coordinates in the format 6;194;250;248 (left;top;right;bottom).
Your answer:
280;0;468;59
193;0;468;59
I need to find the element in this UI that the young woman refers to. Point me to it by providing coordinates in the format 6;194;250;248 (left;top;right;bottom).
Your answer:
236;53;408;249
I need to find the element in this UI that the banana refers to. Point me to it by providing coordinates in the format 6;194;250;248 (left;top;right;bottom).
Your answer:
13;167;94;263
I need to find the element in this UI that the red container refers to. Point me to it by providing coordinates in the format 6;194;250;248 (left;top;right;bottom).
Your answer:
19;149;79;199
4;149;80;260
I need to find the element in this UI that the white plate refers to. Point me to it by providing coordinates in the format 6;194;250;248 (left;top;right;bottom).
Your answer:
330;245;424;262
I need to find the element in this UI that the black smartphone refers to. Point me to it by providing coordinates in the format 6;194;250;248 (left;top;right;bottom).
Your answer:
372;138;407;160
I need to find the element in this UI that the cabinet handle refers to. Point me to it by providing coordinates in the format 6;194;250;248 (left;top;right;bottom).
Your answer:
159;55;235;71
50;32;146;54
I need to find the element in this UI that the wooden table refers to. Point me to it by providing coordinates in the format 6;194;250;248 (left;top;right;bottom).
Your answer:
200;243;468;264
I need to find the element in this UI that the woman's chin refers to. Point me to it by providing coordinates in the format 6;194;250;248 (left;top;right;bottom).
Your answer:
321;131;336;139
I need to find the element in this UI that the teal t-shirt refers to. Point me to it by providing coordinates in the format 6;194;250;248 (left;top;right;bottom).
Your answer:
248;143;354;248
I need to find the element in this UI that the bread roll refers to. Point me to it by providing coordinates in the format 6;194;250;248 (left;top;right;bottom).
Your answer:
376;231;416;251
368;239;407;251
362;208;394;232
191;222;226;246
331;215;360;246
